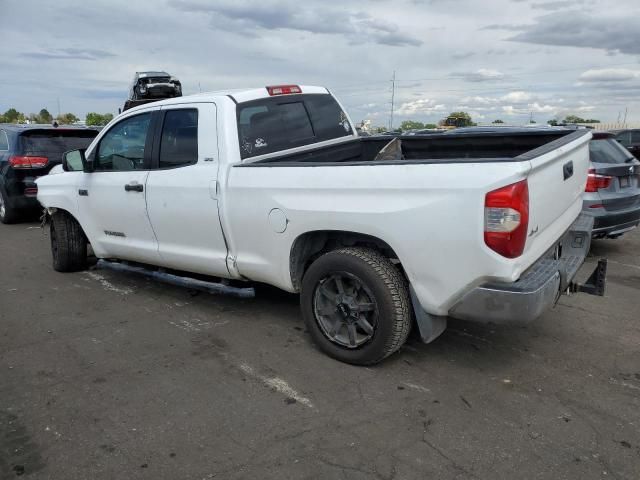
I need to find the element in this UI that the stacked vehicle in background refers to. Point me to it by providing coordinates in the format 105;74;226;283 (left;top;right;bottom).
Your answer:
123;71;182;111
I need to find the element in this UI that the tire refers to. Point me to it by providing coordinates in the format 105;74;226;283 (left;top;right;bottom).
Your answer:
300;247;411;365
0;188;18;224
50;211;88;272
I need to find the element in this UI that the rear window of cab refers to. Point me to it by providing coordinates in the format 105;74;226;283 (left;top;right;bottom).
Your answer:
236;94;353;160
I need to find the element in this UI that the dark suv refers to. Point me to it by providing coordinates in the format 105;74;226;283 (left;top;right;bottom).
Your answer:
0;124;99;223
611;129;640;159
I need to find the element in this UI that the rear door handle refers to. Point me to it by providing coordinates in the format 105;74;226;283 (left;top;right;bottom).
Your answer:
124;183;144;192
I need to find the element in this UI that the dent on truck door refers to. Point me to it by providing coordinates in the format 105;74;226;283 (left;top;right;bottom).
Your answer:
145;104;229;277
77;112;161;264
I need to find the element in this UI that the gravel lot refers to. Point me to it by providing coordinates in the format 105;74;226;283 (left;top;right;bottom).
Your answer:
1;221;639;479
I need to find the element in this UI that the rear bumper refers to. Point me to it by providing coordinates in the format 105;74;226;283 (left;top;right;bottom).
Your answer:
449;213;596;324
592;208;640;237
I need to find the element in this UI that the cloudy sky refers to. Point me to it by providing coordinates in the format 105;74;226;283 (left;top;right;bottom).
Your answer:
2;0;640;126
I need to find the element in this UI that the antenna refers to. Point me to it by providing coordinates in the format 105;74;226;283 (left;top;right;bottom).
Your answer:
389;70;396;131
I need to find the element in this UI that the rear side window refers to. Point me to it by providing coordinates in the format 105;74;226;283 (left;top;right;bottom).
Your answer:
237;93;353;159
0;130;8;150
589;138;634;164
20;130;97;161
632;131;640;144
158;109;198;168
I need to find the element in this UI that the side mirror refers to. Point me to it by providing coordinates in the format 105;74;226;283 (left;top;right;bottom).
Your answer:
62;149;92;172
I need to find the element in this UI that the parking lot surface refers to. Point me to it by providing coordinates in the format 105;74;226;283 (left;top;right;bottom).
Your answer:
1;221;639;479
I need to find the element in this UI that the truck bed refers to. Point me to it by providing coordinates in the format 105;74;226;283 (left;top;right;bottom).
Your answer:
245;129;587;166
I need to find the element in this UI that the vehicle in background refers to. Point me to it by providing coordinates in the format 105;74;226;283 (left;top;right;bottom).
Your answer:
584;132;640;238
610;129;640;159
0;124;99;223
123;71;182;112
405;128;445;135
37;86;604;365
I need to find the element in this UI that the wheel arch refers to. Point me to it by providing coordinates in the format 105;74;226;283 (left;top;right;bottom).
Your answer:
289;230;401;291
46;207;89;242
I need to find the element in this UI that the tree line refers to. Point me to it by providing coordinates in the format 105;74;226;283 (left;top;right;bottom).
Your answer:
395;112;601;131
0;108;114;126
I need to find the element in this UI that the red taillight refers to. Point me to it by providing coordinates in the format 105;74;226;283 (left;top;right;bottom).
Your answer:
484;180;529;258
24;186;38;196
585;168;612;192
8;156;49;169
266;85;302;96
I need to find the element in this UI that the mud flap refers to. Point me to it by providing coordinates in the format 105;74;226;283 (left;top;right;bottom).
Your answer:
410;287;447;344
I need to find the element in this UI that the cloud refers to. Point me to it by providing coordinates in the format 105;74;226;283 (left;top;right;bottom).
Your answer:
22;48;115;61
396;98;446;116
501;91;532;103
530;0;586;11
510;11;640;55
451;68;505;82
170;0;422;46
579;68;640;82
481;24;532;31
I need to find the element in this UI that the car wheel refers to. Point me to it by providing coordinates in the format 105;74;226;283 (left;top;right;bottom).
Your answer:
50;211;88;272
0;188;18;224
300;247;411;365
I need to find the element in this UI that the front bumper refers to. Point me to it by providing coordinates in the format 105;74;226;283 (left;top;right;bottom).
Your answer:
449;213;601;324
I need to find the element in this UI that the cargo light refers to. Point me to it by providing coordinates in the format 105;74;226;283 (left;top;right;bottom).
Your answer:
266;85;302;96
8;156;49;169
585;169;612;192
24;186;38;196
484;179;529;258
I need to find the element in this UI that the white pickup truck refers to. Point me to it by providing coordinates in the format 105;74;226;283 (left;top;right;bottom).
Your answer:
36;85;606;365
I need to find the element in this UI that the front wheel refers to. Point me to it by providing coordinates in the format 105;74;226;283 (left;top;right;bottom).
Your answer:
50;212;88;272
300;247;411;365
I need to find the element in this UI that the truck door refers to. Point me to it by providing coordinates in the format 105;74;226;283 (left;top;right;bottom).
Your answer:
145;103;229;277
77;111;161;264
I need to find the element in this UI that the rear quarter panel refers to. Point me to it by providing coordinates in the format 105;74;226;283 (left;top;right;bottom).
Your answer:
225;161;533;315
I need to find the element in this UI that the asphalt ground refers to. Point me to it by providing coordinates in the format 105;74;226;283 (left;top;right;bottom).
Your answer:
1;220;639;479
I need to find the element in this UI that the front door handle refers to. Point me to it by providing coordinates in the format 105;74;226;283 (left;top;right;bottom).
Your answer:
124;183;144;193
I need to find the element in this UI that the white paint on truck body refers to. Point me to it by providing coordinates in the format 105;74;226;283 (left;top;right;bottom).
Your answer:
36;86;591;318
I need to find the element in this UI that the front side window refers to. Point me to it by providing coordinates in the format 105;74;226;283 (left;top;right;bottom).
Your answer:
158;109;198;168
237;94;352;160
0;130;8;151
96;113;151;171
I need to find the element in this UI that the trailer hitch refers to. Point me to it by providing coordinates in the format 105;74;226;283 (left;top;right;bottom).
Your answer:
568;259;607;296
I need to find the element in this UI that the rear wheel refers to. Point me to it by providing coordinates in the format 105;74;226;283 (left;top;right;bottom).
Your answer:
300;247;411;365
0;188;18;224
50;211;88;272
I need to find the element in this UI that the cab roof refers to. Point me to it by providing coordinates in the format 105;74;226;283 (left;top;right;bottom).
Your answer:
123;85;330;115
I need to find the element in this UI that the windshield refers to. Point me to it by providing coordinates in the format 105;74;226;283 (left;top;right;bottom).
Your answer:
589;138;635;164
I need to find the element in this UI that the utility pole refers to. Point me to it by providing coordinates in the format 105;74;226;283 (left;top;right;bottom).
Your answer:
623;107;628;127
56;97;61;117
389;70;396;131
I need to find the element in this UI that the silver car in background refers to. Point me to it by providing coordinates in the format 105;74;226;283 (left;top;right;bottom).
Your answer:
584;132;640;238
